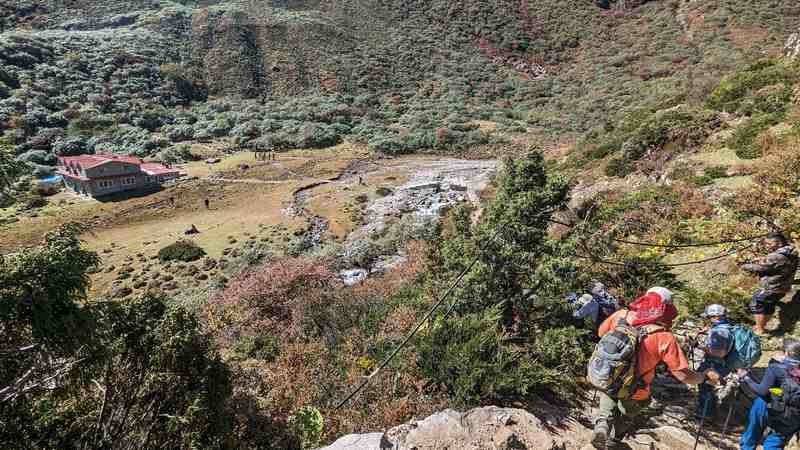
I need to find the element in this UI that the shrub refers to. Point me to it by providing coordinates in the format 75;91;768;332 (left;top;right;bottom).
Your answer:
158;144;198;164
417;306;584;404
288;406;324;450
230;334;281;362
621;108;715;162
375;186;393;197
17;150;54;165
707;59;799;113
160;63;208;102
52;137;89;156
679;286;751;325
728;113;782;159
133;108;170;131
158;240;206;262
691;165;729;186
230;121;261;139
297;123;341;149
208;116;233;137
368;135;408;154
165;124;195;142
604;156;633;177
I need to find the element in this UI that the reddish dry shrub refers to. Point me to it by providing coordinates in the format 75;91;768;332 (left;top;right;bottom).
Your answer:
204;244;437;445
203;257;340;347
733;140;800;235
673;182;715;218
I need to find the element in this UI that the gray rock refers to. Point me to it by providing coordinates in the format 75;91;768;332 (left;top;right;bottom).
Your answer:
111;285;132;298
319;407;586;450
318;433;384;450
786;32;800;59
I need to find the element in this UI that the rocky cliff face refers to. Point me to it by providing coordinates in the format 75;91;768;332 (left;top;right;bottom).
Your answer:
318;405;721;450
189;4;359;98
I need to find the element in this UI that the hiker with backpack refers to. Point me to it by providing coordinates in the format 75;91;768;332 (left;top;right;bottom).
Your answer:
588;287;721;449
694;304;762;421
738;337;800;450
741;232;799;336
567;281;621;335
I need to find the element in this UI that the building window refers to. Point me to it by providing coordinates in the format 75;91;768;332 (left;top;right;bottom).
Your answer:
98;180;114;189
122;177;136;186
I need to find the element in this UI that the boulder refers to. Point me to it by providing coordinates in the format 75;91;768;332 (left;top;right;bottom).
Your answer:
786;32;800;60
111;285;132;298
319;433;384;450
320;407;589;450
202;257;217;270
318;405;724;450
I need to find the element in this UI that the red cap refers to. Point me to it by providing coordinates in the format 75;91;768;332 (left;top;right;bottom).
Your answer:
628;292;678;328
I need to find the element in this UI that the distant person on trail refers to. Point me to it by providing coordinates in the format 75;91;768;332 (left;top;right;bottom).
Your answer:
566;281;620;336
204;198;210;209
742;232;799;336
588;287;720;450
738;337;800;450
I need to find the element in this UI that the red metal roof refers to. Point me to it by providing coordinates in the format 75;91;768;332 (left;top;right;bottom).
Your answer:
56;168;89;181
56;154;180;180
57;154;142;169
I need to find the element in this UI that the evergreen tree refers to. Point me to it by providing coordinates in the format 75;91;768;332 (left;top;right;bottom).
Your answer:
418;152;588;406
0;227;233;449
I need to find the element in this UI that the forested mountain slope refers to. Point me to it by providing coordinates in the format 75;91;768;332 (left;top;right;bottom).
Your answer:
4;1;800;450
1;0;799;171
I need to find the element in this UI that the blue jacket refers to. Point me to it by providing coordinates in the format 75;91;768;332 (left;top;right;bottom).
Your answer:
744;358;800;398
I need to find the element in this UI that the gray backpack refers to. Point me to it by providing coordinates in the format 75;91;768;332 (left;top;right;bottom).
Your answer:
587;317;662;399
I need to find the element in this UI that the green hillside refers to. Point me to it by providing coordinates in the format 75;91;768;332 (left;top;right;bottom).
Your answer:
4;1;800;448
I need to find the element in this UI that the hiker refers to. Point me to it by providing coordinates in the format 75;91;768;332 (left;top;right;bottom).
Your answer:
588;287;721;449
566;281;621;335
738;337;800;450
695;304;735;421
742;232;799;336
204;198;210;209
169;196;175;207
695;304;762;422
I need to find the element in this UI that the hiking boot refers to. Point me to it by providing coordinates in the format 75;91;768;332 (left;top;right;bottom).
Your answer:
591;420;610;449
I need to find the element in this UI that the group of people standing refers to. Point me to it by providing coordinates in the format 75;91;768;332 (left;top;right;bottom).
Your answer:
569;233;800;449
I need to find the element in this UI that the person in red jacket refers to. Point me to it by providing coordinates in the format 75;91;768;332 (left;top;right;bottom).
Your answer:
591;287;720;449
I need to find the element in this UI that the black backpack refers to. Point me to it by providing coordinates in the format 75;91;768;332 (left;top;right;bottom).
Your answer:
768;366;800;433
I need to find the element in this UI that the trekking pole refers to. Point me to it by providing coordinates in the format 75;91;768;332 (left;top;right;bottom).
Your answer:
693;396;712;450
722;389;738;435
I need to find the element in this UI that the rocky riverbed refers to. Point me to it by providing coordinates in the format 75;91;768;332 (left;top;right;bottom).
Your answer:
338;158;497;284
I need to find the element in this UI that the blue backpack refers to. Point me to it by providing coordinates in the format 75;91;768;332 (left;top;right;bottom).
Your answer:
719;324;762;369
